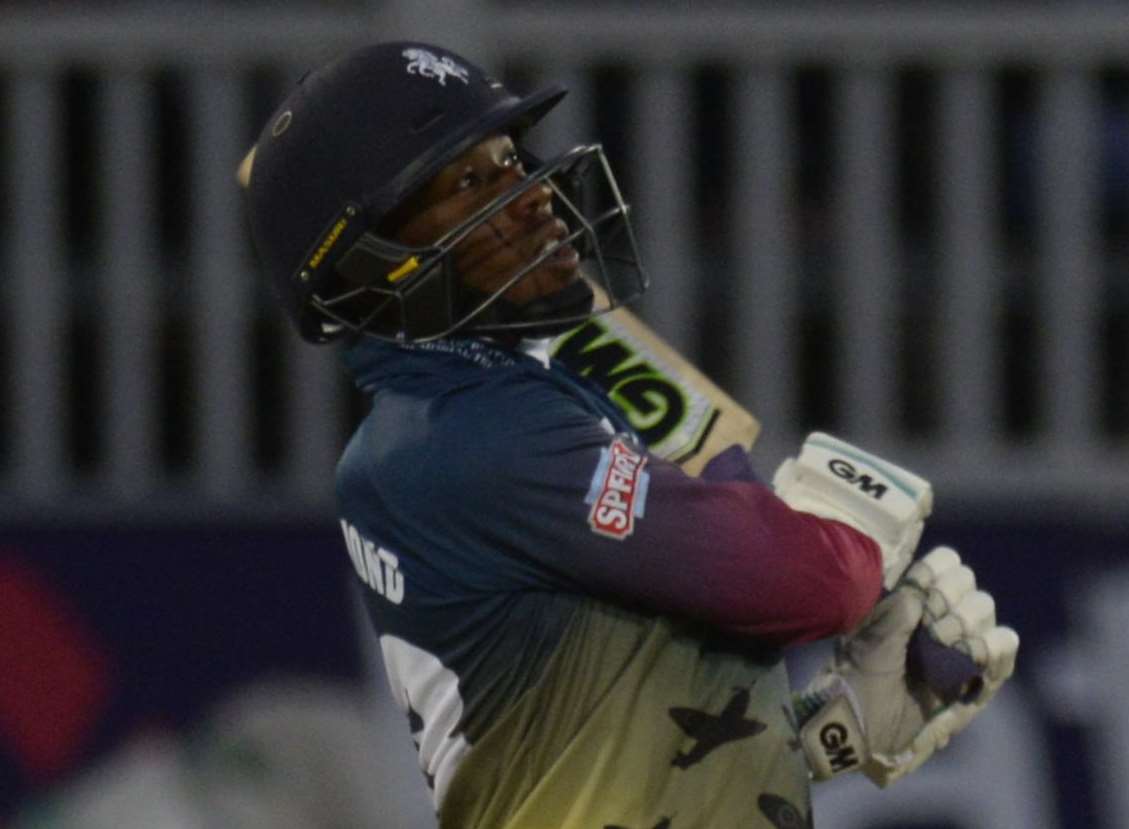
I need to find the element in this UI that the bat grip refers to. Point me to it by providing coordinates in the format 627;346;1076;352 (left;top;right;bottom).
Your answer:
907;626;984;705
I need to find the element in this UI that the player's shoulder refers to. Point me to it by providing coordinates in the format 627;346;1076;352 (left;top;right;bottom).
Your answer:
338;351;599;492
451;357;591;423
426;361;607;475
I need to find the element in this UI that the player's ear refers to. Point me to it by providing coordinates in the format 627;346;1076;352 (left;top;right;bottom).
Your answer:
378;187;434;244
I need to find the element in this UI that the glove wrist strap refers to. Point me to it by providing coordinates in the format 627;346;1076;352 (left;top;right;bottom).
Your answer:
797;675;868;781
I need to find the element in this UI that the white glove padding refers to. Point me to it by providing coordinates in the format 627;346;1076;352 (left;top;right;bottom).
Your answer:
773;432;933;589
797;546;1019;787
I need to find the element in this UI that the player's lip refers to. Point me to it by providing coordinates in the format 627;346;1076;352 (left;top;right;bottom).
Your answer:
536;218;580;269
539;237;580;268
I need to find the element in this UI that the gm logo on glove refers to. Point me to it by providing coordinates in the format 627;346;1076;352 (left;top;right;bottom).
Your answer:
819;721;861;774
827;457;889;500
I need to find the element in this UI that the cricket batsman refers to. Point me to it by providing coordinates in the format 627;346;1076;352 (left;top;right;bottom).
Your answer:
242;41;1018;828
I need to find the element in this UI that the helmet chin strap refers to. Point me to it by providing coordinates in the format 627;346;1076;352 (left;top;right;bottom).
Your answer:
465;277;596;339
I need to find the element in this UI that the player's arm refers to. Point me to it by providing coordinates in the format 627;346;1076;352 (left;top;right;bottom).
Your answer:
617;456;885;642
442;382;884;645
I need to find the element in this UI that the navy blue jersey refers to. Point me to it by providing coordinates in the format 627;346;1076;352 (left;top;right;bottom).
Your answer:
336;336;881;828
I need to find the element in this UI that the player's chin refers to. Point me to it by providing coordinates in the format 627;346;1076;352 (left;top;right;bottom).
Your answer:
506;254;581;303
527;268;594;317
534;259;582;294
523;244;580;290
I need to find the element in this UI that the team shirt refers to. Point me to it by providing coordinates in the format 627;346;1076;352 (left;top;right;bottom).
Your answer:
336;336;882;829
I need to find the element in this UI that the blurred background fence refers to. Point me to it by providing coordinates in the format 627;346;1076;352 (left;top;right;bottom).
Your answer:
3;3;1129;521
2;3;1128;827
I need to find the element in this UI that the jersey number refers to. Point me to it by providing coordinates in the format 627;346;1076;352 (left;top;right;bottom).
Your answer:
379;635;470;808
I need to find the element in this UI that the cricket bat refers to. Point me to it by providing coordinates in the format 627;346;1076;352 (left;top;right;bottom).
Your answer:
550;305;984;706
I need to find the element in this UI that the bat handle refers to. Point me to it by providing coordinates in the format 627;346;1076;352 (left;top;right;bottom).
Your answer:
907;626;984;705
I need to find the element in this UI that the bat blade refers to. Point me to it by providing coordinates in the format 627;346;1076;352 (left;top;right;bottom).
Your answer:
550;306;758;474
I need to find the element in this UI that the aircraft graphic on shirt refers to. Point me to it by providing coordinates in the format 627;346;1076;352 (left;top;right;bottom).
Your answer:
668;686;766;769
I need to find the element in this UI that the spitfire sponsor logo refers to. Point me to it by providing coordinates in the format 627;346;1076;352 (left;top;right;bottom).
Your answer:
402;48;470;86
585;437;650;540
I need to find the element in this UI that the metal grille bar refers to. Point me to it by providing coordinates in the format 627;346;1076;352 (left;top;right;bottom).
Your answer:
837;67;898;444
1038;70;1102;450
937;69;999;450
632;67;697;355
101;71;158;499
9;72;66;501
189;68;253;501
732;67;798;448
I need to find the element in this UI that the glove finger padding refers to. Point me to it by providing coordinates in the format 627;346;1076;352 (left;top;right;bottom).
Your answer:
797;546;1019;788
928;590;995;647
922;565;977;621
981;626;1020;684
902;545;962;592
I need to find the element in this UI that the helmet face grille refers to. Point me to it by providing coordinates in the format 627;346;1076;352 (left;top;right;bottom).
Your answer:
305;144;648;343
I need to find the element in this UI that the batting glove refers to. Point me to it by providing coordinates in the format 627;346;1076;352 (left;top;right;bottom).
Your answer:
794;546;1020;787
774;432;933;589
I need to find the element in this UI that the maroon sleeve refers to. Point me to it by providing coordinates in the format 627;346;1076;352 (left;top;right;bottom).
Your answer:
689;442;883;640
633;462;883;643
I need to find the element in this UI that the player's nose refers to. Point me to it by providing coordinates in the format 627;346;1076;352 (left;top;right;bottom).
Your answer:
506;179;554;224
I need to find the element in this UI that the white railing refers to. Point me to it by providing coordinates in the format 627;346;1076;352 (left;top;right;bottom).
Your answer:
2;4;1129;521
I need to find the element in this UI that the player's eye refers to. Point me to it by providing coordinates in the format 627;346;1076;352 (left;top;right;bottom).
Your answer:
456;170;482;191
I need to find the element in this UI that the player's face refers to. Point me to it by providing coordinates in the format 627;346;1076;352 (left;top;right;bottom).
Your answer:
392;134;581;306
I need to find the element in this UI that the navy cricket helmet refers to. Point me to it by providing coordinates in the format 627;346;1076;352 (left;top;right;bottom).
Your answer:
244;41;647;343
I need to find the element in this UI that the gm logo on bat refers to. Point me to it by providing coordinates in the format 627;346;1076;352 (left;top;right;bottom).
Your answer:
827;458;889;500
